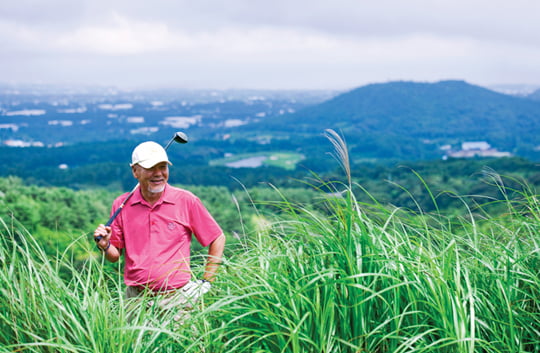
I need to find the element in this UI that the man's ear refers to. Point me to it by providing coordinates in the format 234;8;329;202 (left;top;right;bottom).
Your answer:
131;165;138;179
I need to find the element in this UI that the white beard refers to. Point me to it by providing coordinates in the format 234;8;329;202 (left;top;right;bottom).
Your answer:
148;185;165;194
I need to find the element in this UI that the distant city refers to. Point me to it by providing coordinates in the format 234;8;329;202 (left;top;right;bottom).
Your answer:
0;83;338;148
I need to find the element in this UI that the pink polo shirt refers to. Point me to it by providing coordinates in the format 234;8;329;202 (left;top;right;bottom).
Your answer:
109;184;223;291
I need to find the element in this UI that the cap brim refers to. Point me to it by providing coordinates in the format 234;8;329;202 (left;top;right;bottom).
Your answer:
135;160;172;169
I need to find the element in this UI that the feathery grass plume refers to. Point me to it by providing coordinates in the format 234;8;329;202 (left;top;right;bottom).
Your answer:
324;129;351;187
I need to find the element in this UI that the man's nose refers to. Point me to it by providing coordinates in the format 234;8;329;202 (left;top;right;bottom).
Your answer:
152;168;165;175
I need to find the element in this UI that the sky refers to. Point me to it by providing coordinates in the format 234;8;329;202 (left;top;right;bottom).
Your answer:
1;0;540;91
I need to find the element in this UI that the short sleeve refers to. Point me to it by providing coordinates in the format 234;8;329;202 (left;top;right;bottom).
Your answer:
189;196;223;247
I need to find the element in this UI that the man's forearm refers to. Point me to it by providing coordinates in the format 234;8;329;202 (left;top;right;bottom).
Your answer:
101;243;122;262
204;234;226;282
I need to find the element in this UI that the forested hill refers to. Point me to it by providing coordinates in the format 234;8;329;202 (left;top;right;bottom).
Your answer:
254;80;540;160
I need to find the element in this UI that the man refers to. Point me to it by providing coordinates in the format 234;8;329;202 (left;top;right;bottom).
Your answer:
93;141;226;304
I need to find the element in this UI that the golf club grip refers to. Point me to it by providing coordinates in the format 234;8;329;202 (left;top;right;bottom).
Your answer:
95;196;129;242
94;204;124;242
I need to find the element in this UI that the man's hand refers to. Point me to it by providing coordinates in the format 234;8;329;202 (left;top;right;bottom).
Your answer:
182;279;212;298
156;280;212;312
93;224;112;251
177;279;212;308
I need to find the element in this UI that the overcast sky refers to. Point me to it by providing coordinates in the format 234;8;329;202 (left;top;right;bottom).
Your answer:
1;0;540;90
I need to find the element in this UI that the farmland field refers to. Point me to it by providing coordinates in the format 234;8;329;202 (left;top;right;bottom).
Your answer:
210;152;305;170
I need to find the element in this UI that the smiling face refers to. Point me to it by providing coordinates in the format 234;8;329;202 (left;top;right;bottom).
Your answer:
132;161;169;202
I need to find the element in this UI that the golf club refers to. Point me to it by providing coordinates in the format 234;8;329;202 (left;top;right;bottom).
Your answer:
164;131;188;149
94;131;188;242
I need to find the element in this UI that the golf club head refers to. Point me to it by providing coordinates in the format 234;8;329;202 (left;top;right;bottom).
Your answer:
174;131;188;144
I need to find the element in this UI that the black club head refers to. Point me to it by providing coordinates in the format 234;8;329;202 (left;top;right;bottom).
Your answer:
173;131;188;144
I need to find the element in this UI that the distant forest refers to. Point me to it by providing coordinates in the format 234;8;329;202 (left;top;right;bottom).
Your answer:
2;137;540;217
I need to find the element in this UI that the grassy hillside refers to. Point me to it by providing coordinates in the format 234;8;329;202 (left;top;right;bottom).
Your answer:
1;172;538;352
0;133;538;352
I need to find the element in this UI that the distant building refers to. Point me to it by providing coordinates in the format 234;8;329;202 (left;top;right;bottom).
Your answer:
160;115;202;129
127;116;145;123
224;119;246;127
130;127;159;135
439;144;452;151
0;124;19;131
3;139;44;147
48;120;73;127
446;141;512;158
462;141;491;151
5;109;46;116
4;139;29;147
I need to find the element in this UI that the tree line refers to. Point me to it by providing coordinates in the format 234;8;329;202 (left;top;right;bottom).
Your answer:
2;155;540;261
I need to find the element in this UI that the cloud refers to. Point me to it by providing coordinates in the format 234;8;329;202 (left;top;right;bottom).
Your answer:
54;13;177;55
0;0;539;89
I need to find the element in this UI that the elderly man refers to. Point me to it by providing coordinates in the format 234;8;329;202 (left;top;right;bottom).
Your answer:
93;141;226;304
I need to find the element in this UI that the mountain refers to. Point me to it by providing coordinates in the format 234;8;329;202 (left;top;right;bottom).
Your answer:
254;80;540;160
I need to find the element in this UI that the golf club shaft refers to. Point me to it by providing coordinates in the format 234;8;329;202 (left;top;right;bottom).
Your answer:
104;183;139;227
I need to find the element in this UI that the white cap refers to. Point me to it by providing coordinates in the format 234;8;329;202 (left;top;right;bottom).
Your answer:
130;141;172;169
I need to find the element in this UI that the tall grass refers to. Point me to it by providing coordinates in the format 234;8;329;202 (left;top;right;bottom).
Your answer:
1;130;539;352
0;217;196;352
